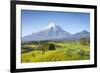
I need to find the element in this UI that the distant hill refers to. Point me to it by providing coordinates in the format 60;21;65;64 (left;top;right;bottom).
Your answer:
72;30;90;40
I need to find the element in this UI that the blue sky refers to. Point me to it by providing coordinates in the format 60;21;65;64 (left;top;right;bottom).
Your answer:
21;10;90;37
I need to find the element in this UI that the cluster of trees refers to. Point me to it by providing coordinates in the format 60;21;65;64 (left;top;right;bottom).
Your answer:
79;37;90;46
37;43;56;54
22;40;56;54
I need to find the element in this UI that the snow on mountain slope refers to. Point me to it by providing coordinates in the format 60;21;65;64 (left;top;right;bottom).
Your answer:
22;22;71;42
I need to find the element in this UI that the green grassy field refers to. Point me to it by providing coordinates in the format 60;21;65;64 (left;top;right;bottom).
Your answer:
21;41;90;63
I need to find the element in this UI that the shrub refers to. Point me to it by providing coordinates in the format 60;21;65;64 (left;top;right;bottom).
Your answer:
36;44;48;54
48;44;56;50
80;37;89;46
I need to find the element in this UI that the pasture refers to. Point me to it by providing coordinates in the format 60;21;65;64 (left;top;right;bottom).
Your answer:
21;41;90;63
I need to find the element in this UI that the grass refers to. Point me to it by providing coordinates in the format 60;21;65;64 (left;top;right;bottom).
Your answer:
21;41;90;63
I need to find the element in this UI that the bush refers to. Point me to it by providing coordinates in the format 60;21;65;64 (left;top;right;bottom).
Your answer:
36;44;48;54
48;44;55;50
80;38;89;46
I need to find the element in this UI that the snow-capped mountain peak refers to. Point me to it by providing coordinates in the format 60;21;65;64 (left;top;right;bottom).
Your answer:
22;22;72;42
47;22;57;28
44;22;58;31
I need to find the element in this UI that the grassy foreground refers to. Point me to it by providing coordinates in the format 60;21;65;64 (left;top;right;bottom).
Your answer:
21;41;90;63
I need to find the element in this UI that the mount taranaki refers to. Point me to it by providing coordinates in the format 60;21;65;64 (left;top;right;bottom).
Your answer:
22;23;90;43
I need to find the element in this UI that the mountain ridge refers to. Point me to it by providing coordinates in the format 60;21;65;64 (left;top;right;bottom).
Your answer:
22;23;90;43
